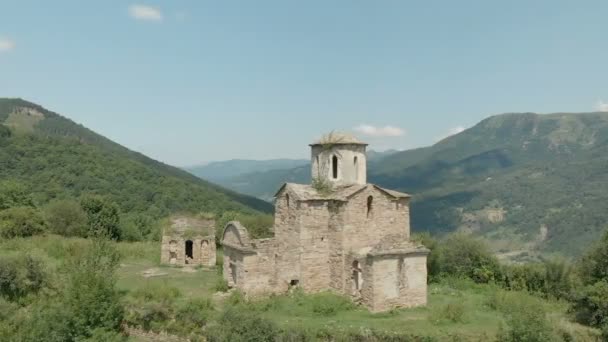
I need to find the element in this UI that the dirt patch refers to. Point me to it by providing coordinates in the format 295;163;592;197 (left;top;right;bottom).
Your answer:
140;268;169;278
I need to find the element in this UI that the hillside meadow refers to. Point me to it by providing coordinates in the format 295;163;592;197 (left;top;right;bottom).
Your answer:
0;234;601;341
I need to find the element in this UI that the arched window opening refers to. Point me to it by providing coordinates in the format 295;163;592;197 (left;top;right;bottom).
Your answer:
367;196;373;218
332;155;338;179
185;240;194;262
354;156;359;181
286;194;290;209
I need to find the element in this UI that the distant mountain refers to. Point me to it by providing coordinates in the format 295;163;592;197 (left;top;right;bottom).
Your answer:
185;159;309;181
188;112;608;256
0;98;273;218
193;149;401;202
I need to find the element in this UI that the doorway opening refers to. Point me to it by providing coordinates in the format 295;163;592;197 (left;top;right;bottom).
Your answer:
185;240;193;262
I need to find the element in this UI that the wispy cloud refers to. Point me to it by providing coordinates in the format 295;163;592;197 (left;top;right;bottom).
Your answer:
129;4;163;22
595;100;608;112
435;125;465;142
353;124;405;137
0;37;15;53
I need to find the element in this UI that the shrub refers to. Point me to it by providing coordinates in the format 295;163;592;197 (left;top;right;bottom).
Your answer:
571;229;608;327
0;207;46;238
82;328;127;342
44;199;88;237
205;307;278;342
80;195;121;239
17;238;124;341
435;233;500;283
125;283;183;332
0;254;48;301
571;280;608;328
489;290;553;342
171;298;214;334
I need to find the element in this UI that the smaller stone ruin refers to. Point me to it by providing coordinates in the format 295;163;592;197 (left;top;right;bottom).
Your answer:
160;215;216;267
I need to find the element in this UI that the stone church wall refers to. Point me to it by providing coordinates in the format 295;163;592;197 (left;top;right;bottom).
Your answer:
368;253;428;312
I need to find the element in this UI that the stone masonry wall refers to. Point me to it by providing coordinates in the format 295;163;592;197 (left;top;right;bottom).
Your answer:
160;235;216;267
343;187;410;253
368;254;428;312
296;201;331;292
241;238;279;295
274;190;302;292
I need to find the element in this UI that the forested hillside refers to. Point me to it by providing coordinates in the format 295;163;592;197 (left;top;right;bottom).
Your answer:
0;98;272;240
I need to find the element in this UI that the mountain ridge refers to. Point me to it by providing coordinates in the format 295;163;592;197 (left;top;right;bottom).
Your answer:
0;98;273;216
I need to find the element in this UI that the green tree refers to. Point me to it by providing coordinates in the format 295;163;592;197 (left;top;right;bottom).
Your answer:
80;195;121;239
0;207;46;238
44;199;88;236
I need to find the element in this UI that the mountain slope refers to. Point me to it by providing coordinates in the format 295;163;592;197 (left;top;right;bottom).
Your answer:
199;149;400;201
0;98;273;217
193;112;608;256
185;159;309;182
379;112;608;256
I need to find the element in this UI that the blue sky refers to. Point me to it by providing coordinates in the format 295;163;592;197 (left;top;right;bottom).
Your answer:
1;1;607;166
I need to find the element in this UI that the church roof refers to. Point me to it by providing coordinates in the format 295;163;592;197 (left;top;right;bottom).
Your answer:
368;234;430;256
310;132;368;146
275;183;411;201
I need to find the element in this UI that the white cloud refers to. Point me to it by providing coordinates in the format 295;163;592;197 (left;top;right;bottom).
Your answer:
435;125;466;142
353;124;405;137
129;4;163;21
595;100;608;112
0;38;15;53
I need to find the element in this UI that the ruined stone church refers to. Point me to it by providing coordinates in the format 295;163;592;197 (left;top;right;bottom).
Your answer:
221;133;429;312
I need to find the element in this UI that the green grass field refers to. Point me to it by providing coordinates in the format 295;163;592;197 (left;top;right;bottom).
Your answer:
0;236;599;341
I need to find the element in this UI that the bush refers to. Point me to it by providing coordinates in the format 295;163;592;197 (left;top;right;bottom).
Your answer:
435;233;500;283
44;199;88;237
489;290;553;342
171;298;214;335
0;254;48;301
0;207;46;238
571;280;608;328
205;307;278;342
498;259;574;300
124;283;182;332
16;238;124;341
80;195;121;239
572;229;608;328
